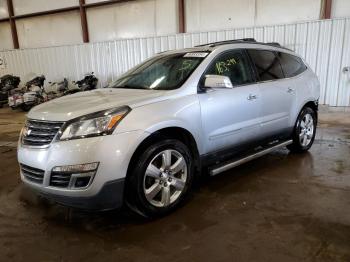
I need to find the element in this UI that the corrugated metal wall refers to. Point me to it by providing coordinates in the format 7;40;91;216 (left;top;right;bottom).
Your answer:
0;18;349;106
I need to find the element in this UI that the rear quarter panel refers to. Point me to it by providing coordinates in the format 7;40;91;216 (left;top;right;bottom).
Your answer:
291;68;320;125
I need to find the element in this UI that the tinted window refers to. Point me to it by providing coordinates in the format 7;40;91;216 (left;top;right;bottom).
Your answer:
108;53;205;90
247;49;284;81
205;50;254;86
277;52;307;78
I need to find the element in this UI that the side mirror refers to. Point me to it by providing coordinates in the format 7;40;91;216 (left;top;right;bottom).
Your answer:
204;75;233;89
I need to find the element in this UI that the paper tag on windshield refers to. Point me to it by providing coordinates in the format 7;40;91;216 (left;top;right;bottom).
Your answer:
184;52;209;58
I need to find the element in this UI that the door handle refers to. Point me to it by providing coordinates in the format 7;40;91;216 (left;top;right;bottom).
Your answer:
287;87;295;93
247;94;257;100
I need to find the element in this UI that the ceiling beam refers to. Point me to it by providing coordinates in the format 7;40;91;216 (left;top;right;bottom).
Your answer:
79;0;89;43
178;0;185;33
0;0;137;22
12;6;79;20
322;0;333;19
6;0;19;49
83;0;136;9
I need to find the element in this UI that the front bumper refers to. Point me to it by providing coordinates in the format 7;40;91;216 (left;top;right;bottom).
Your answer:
35;178;125;210
18;130;149;210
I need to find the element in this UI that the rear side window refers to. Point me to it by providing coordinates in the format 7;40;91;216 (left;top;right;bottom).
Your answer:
247;49;284;81
277;52;307;78
205;50;254;87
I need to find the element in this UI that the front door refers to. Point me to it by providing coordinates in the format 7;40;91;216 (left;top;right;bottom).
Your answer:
198;49;262;154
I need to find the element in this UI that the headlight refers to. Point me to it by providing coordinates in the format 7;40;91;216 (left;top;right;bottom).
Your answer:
59;106;131;141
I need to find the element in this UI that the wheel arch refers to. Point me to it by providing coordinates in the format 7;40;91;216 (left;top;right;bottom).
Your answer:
293;99;319;126
299;100;319;121
126;126;201;182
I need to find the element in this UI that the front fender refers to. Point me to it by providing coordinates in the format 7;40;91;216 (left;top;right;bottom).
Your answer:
116;95;204;154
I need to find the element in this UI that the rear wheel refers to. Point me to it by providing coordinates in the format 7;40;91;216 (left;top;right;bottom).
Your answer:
126;139;194;218
287;107;317;153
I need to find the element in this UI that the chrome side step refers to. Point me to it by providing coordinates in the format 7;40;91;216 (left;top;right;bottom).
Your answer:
209;140;293;176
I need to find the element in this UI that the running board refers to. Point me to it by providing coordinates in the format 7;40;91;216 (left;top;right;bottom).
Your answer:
209;140;293;176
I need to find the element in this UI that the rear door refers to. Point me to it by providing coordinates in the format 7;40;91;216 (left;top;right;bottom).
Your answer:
276;51;309;128
198;49;261;153
247;49;295;140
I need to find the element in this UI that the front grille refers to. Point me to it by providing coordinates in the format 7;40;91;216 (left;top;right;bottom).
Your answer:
50;171;72;188
20;164;45;184
22;119;64;147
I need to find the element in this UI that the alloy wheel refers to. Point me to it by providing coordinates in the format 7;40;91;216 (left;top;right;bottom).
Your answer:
299;113;314;147
143;149;188;207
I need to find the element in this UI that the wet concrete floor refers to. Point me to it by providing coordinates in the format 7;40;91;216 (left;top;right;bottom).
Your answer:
0;107;349;262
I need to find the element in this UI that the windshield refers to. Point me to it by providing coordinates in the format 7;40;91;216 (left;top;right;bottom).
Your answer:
108;53;207;90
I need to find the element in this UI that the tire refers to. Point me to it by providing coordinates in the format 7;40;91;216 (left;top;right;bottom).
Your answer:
21;104;32;112
287;107;317;153
126;139;194;218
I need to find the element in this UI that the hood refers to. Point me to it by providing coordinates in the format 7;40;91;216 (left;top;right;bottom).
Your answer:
28;88;167;121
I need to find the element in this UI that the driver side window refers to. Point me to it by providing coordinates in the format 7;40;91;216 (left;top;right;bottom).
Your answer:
206;50;254;87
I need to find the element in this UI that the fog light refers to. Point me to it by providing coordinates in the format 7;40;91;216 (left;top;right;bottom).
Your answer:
52;162;99;173
75;176;91;188
51;163;99;189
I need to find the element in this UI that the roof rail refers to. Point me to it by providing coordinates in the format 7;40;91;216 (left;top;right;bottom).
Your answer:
195;39;292;51
267;42;282;47
195;38;257;47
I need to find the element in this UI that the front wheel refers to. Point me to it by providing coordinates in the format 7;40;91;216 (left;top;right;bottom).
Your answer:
126;139;194;218
287;107;317;153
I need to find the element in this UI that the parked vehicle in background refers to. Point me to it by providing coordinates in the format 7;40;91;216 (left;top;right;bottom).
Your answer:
8;91;24;110
46;78;69;100
65;72;98;95
21;75;46;111
0;75;20;108
8;74;46;111
18;39;320;218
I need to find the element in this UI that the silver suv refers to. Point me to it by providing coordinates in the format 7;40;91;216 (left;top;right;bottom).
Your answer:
18;39;320;217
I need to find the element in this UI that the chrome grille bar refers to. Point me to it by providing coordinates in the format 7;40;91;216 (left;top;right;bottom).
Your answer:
22;119;64;147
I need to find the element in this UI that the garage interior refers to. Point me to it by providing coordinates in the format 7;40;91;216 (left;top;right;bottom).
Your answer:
0;0;350;261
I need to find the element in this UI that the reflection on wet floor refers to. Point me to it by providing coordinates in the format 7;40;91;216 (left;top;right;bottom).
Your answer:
0;107;349;261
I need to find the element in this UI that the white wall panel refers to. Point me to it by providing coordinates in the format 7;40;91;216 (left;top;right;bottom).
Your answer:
186;0;256;32
85;0;105;3
0;18;349;106
155;0;178;35
0;0;8;18
16;11;82;49
0;22;12;50
332;0;350;18
186;0;322;32
255;0;321;26
87;0;156;42
12;0;77;15
337;19;350;106
87;0;178;42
